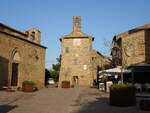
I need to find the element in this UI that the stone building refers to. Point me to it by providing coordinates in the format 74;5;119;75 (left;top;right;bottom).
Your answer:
59;16;109;86
111;23;150;83
0;23;46;89
92;50;111;80
111;23;150;67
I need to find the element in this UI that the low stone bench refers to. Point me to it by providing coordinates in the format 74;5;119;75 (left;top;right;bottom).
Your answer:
140;98;150;111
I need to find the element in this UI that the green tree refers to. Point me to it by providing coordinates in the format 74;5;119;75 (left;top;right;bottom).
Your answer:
52;64;60;71
49;70;59;82
50;55;61;82
45;68;51;85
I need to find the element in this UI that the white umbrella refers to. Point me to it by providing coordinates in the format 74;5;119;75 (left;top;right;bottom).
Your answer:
99;68;131;74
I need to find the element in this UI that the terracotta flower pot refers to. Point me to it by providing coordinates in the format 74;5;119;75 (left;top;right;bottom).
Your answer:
22;83;34;92
62;81;70;88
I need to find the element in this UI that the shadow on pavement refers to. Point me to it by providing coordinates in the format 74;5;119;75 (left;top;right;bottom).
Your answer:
0;105;17;113
74;97;144;113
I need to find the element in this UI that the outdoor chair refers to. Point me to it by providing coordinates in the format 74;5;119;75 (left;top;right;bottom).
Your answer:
99;83;105;91
134;83;142;92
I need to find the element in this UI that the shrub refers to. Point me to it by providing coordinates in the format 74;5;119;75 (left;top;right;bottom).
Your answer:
101;75;108;83
22;80;34;85
109;83;136;106
62;80;70;83
110;83;134;90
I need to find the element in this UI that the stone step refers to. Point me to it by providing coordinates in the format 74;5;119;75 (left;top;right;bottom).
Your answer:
2;86;18;92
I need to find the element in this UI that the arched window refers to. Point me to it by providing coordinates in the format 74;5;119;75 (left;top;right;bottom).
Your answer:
31;32;35;41
75;17;79;25
11;48;21;62
13;52;20;61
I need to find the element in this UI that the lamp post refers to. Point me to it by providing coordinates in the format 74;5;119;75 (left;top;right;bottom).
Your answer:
120;47;126;84
120;66;123;84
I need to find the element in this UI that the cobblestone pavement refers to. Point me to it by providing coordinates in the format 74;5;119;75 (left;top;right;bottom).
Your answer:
72;88;149;113
0;87;149;113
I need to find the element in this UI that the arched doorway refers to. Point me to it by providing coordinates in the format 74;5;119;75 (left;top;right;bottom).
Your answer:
73;76;79;87
11;50;20;86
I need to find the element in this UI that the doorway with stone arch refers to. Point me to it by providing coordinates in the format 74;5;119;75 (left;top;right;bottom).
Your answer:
10;49;21;86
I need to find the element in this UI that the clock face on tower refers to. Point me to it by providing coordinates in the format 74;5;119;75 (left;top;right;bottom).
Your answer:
124;43;134;57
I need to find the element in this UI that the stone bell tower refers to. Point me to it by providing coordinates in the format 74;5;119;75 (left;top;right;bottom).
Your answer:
73;16;81;32
59;16;95;87
25;29;41;44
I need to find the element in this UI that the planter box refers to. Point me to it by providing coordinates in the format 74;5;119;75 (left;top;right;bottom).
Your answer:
110;86;136;106
22;83;34;92
62;81;70;88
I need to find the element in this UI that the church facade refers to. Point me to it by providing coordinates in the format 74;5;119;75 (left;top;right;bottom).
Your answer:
0;23;46;88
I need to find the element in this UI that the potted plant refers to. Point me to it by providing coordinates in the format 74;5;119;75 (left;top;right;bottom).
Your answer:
62;80;70;88
109;83;136;106
22;80;34;92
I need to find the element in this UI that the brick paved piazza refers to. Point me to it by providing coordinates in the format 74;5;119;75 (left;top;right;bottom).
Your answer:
0;87;149;113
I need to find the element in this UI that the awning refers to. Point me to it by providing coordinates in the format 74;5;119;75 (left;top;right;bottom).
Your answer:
130;63;150;72
99;68;131;74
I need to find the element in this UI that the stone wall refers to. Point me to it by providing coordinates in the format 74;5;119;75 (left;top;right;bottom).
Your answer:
0;25;46;88
121;30;146;66
112;23;150;67
145;29;150;62
92;51;111;80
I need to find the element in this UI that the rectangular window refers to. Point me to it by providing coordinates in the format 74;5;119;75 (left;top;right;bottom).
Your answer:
73;59;79;65
83;47;88;53
65;47;69;53
92;57;94;60
83;65;87;70
73;39;81;46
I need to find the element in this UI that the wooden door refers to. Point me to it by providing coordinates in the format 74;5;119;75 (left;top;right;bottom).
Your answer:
11;63;18;86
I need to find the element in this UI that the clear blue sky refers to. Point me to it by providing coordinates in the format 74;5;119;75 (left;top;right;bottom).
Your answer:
1;0;150;69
